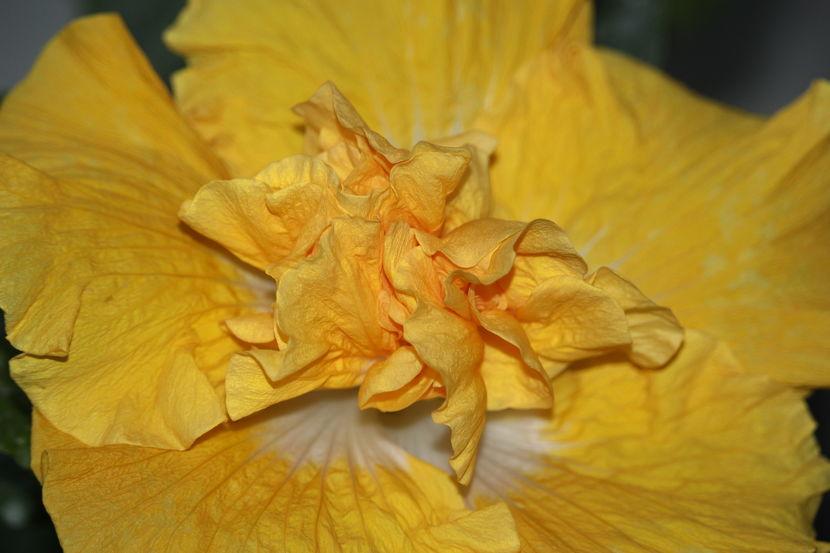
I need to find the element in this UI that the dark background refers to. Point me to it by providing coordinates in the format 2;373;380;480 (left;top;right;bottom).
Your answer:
0;0;828;549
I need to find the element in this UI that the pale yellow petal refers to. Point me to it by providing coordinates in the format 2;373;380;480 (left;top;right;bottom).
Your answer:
480;42;830;385
471;330;830;551
32;393;520;553
403;303;485;485
0;16;254;448
226;350;319;420
165;0;592;176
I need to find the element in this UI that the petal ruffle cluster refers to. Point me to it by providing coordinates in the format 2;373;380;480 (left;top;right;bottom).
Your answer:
179;83;682;483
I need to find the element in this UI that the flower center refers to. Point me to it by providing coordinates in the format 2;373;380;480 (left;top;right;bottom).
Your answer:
179;82;683;484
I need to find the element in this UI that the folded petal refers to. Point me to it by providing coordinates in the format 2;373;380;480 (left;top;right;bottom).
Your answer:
180;155;340;271
0;16;255;448
404;303;486;485
470;330;830;551
587;267;684;368
270;217;397;387
480;42;830;385
358;346;443;412
165;0;591;176
33;392;520;553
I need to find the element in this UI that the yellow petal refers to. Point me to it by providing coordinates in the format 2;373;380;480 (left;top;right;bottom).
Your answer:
224;313;276;345
272;217;397;385
403;303;485;485
587;267;684;368
386;141;472;232
179;155;340;271
0;15;227;356
480;42;830;386
165;0;592;176
479;333;552;411
516;276;631;371
358;346;442;412
0;16;254;448
470;330;830;551
32;393;521;553
12;275;229;450
433;131;498;232
225;349;331;420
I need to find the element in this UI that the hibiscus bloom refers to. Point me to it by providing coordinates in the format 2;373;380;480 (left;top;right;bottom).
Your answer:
1;1;829;551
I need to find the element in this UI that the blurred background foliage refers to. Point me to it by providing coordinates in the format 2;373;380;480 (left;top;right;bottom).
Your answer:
0;0;828;550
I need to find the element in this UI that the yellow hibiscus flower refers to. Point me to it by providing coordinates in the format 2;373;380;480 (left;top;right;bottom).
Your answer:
1;1;828;551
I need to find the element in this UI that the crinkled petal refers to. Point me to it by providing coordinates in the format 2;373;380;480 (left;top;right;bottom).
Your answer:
0;15;253;448
358;346;443;412
433;131;498;231
32;393;520;553
224;217;398;419
165;0;592;176
474;309;552;411
180;155;340;271
480;42;830;386
470;330;830;551
588;267;684;368
404;303;485;485
517;276;631;372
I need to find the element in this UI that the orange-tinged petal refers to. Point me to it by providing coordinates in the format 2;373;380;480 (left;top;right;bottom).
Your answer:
0;15;255;449
588;267;684;368
480;42;830;386
180;155;340;272
165;0;592;176
224;313;276;345
386;141;472;233
275;217;397;382
479;333;552;411
358;346;442;412
433;131;498;231
517;275;631;372
32;393;521;553
470;331;830;551
404;303;485;485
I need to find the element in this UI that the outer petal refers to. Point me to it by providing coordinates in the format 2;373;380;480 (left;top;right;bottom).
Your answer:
165;0;592;176
470;331;830;551
32;393;520;553
480;42;830;386
0;16;255;448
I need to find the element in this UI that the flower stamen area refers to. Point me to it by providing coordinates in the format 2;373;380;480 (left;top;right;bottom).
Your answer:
179;82;683;485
